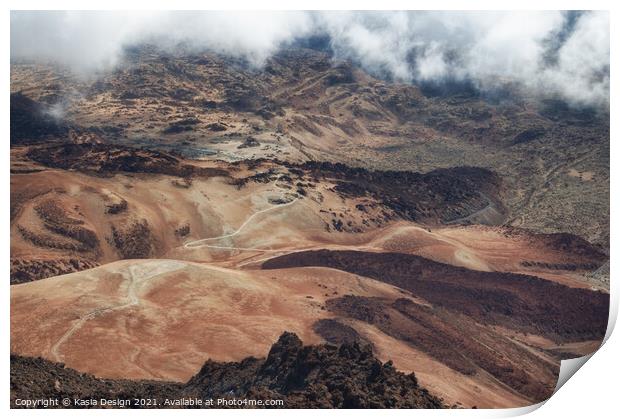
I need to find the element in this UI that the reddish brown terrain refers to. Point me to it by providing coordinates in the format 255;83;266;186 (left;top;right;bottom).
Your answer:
10;43;609;409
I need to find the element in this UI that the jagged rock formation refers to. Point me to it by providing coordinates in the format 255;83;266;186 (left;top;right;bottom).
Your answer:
11;333;445;409
263;249;609;401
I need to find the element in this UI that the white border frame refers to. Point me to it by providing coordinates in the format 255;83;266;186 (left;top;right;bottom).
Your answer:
3;2;617;418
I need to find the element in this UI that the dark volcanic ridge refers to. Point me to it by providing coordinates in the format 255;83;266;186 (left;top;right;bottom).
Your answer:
262;250;609;342
231;158;506;227
23;142;504;229
298;161;505;225
25;143;229;179
263;250;609;402
10;93;69;145
11;332;445;409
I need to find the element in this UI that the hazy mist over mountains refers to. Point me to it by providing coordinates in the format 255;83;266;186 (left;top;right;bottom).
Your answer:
11;10;609;108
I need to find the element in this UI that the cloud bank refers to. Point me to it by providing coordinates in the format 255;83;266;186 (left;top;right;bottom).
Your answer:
10;10;609;108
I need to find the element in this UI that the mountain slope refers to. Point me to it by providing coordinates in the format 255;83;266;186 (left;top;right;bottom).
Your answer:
10;46;609;246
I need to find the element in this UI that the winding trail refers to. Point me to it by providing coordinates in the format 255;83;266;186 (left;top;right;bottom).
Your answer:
48;174;304;363
50;262;185;362
183;175;300;250
50;268;139;362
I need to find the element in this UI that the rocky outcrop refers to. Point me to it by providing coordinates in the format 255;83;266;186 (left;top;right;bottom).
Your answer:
263;250;609;402
11;333;445;409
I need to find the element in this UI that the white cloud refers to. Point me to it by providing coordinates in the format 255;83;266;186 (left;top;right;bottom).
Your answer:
541;11;610;108
10;11;313;71
10;11;143;72
10;10;609;108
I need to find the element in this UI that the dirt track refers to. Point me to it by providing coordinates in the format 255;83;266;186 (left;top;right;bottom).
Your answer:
184;176;300;250
50;261;187;362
